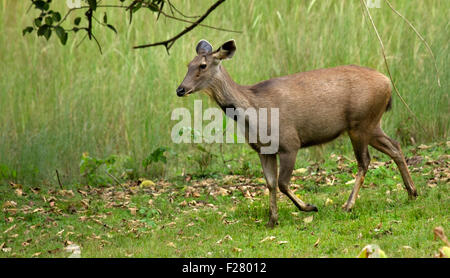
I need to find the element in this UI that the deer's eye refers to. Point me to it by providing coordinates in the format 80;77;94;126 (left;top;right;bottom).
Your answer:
200;64;207;69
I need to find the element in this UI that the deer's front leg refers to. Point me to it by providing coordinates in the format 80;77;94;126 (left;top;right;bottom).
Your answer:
278;151;318;212
259;154;278;228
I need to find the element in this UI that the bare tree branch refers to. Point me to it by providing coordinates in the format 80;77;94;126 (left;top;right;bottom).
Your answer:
54;0;234;53
133;0;227;52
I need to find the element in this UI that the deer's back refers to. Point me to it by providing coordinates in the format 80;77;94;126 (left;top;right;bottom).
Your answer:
249;65;392;149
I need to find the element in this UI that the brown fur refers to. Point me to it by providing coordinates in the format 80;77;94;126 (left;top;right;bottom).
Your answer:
177;40;418;227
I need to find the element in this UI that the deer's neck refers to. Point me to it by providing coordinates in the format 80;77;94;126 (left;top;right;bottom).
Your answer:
205;66;252;111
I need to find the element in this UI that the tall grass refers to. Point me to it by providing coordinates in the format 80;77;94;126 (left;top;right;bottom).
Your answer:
0;0;448;185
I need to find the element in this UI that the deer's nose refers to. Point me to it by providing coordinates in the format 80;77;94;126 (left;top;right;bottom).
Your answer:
176;87;186;97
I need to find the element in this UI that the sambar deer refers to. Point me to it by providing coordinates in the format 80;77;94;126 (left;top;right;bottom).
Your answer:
176;39;418;227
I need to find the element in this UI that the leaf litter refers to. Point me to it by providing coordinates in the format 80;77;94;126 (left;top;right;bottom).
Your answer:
1;141;448;257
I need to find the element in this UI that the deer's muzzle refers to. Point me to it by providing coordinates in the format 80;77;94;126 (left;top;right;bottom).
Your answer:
176;86;186;97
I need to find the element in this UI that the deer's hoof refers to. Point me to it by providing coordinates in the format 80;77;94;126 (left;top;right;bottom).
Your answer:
304;204;318;212
409;190;418;199
266;220;278;229
342;202;353;212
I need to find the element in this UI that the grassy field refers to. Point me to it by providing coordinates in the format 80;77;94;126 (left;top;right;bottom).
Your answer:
0;0;448;258
0;142;448;258
0;0;448;184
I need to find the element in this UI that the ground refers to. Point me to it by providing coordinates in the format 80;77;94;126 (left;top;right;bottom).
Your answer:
0;142;448;258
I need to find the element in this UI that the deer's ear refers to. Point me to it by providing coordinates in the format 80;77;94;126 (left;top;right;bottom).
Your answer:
196;40;213;55
213;40;236;60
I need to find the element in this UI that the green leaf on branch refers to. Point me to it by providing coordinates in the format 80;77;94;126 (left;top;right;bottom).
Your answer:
22;26;34;36
37;25;51;40
55;26;68;45
87;0;97;11
45;16;53;26
142;147;169;168
106;24;117;34
52;12;61;22
34;17;42;27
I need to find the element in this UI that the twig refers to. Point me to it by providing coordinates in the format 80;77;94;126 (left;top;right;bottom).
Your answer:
105;171;121;186
55;169;63;189
133;0;227;52
156;7;240;34
360;0;426;133
167;0;201;19
75;32;88;49
384;0;441;87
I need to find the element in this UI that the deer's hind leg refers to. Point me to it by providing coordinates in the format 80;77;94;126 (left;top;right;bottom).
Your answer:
342;130;371;211
369;127;418;198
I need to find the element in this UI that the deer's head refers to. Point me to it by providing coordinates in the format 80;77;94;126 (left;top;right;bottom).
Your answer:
176;39;236;97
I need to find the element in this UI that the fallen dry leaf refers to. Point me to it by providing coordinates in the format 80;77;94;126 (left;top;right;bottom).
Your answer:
167;242;177;248
80;199;90;209
165;222;177;227
15;188;23;197
314;238;320;248
216;235;233;245
21;239;32;247
260;236;276;243
30;187;40;194
3;224;16;234
417;144;431;150
293;168;308;175
345;179;355;185
2;201;17;209
303;216;314;223
427;182;437;188
129;207;137;216
58;190;75;197
64;244;81;258
434;226;450;246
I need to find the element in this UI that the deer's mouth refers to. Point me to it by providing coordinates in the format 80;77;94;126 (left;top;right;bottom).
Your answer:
176;86;195;97
183;88;194;96
180;88;195;97
177;86;194;97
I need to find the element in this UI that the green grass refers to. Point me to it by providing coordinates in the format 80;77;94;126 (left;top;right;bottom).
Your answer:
0;0;448;184
1;142;448;258
0;0;448;258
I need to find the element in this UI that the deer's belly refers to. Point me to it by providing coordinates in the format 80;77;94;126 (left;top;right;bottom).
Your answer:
294;113;348;148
